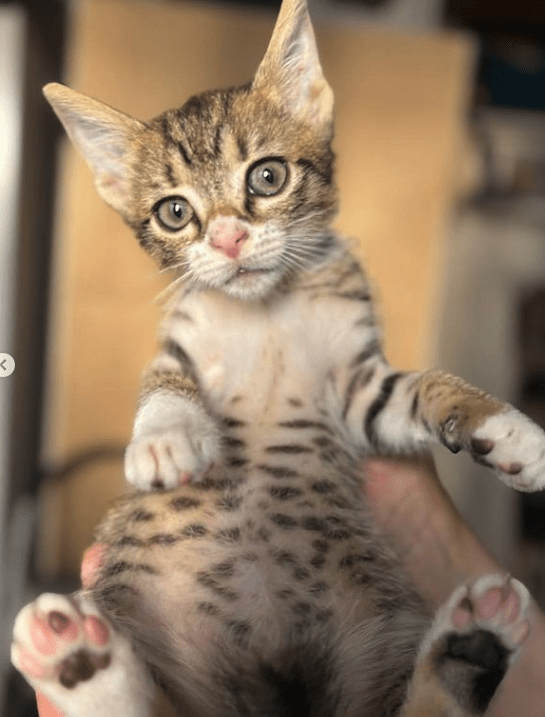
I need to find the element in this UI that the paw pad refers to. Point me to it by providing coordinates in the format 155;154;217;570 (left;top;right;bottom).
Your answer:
446;575;530;652
59;648;111;689
472;410;545;491
12;592;151;715
12;594;113;690
424;575;531;714
49;611;71;634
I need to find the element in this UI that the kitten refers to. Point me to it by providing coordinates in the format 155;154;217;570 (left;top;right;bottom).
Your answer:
12;0;544;715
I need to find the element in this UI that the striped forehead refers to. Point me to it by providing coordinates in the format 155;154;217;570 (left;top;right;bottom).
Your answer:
156;88;251;177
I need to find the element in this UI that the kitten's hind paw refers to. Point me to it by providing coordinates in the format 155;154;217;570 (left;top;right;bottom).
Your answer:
423;575;529;715
12;593;152;717
471;409;545;491
439;574;530;650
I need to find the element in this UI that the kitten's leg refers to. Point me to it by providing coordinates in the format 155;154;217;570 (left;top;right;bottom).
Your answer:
341;364;545;491
398;575;530;717
125;350;220;490
12;593;154;717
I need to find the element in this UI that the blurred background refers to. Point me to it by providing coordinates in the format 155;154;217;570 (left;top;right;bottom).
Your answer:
1;0;544;714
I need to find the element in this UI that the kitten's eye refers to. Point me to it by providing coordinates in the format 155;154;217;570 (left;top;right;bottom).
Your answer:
247;159;288;197
154;196;194;231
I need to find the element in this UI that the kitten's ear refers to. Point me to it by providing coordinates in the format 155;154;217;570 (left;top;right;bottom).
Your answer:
43;83;144;217
253;0;333;138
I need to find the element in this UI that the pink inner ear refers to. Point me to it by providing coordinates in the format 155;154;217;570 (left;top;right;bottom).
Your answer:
100;171;125;194
97;172;129;211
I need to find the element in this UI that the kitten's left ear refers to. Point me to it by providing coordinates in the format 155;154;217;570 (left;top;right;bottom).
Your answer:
253;0;333;139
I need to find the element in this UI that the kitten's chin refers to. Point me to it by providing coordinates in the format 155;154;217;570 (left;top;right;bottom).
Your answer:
219;266;284;301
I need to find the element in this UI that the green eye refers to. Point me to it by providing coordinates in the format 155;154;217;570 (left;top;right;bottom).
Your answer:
247;158;288;197
154;196;193;231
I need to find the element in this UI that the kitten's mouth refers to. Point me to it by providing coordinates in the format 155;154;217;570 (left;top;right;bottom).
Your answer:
227;266;272;282
220;263;281;298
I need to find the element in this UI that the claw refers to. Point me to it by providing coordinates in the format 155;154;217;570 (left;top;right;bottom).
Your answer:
470;438;494;455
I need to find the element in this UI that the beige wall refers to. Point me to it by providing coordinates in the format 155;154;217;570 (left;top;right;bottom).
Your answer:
39;0;475;576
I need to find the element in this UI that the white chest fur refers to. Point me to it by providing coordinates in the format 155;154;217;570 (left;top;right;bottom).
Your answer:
168;284;371;420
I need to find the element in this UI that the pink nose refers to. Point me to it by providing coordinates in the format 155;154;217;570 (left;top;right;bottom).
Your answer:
209;216;248;259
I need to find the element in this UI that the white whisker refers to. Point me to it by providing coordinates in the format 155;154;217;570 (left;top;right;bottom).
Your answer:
154;270;192;305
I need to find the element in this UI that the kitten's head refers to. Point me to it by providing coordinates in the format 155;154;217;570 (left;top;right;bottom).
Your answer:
44;0;337;300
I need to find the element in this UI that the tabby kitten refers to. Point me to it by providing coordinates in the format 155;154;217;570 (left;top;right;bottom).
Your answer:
12;1;545;715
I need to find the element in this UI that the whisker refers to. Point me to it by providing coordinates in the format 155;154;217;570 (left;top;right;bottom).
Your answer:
154;270;191;305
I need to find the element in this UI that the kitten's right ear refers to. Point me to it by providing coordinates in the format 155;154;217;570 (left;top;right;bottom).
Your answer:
43;83;144;218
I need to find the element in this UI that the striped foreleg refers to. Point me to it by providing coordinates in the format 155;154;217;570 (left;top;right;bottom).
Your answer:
124;344;220;491
342;365;545;491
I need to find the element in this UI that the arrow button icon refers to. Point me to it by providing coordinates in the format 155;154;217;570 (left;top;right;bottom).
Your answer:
0;353;15;377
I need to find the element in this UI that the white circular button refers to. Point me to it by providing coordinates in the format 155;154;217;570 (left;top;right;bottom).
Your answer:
0;353;15;377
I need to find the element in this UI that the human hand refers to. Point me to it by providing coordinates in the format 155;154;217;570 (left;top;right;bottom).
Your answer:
36;691;63;717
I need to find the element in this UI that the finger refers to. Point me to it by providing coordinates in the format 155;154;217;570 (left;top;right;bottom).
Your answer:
80;543;106;588
36;691;64;717
362;456;499;608
363;455;456;531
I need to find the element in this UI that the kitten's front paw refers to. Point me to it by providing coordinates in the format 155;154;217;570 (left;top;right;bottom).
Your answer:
125;405;220;490
12;593;150;717
471;409;545;491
